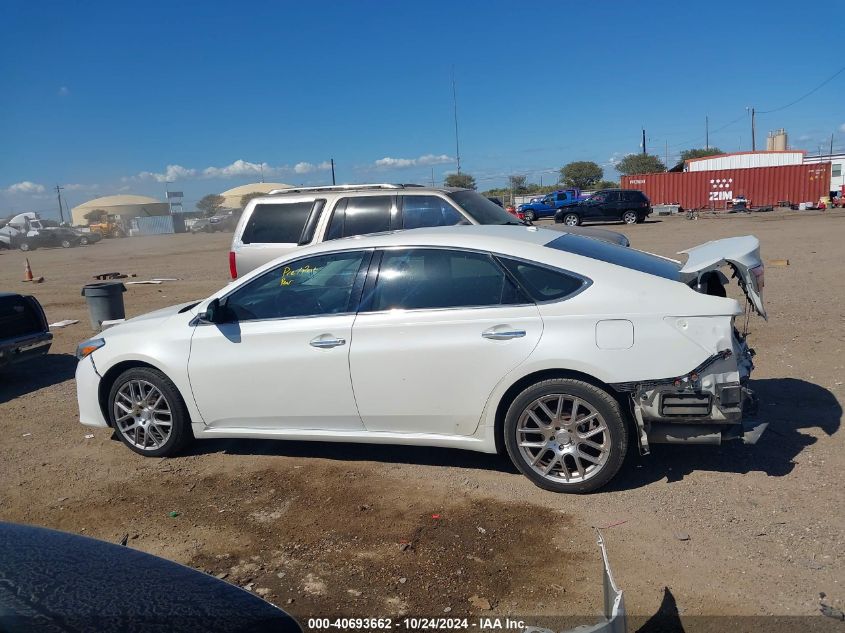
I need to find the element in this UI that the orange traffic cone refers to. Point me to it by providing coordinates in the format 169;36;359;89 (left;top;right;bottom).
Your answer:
23;258;33;282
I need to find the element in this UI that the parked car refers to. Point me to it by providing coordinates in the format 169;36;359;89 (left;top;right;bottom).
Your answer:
76;225;766;493
190;218;213;233
554;189;652;226
0;521;300;633
229;184;629;278
518;188;587;221
0;292;52;368
18;227;86;251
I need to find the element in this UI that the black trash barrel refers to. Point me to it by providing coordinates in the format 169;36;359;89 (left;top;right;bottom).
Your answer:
81;281;126;330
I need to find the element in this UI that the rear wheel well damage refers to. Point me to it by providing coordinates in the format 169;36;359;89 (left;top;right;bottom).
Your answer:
492;368;630;455
97;360;187;427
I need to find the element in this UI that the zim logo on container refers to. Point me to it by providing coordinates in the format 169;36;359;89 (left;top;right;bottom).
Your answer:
629;179;646;184
709;177;733;201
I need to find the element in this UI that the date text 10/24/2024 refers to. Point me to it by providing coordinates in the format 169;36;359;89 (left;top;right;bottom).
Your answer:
307;617;528;630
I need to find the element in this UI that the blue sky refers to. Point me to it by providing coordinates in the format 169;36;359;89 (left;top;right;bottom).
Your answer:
2;0;843;218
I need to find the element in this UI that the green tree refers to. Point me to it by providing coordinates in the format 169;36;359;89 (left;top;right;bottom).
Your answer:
444;172;477;189
84;208;106;222
679;147;725;162
560;161;603;189
239;191;268;209
615;154;666;175
196;193;226;217
508;175;527;192
592;180;619;190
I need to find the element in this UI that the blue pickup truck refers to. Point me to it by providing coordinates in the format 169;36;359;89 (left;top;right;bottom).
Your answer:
517;188;587;220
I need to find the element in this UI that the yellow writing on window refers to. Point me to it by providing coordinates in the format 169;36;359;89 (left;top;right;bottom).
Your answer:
280;264;320;286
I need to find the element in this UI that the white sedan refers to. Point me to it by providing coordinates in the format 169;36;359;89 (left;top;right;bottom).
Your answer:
76;225;767;493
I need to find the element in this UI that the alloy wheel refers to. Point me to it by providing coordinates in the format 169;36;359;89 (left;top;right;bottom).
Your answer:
563;214;579;226
515;394;610;483
622;211;637;224
113;379;173;451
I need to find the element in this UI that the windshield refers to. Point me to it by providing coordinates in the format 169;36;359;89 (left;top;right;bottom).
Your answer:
447;190;523;225
546;234;680;280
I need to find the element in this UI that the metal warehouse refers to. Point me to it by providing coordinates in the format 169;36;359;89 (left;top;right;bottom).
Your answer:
622;163;831;209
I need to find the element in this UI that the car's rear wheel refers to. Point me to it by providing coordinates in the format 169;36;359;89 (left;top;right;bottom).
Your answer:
562;213;580;227
108;367;193;457
19;242;32;252
504;378;628;493
622;211;638;224
524;210;536;221
61;239;73;248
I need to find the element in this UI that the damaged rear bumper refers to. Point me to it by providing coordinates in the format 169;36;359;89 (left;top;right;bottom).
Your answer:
612;349;767;454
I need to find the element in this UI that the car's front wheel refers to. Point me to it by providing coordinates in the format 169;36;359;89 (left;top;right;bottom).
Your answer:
622;211;638;224
562;212;580;227
504;378;628;493
79;236;89;245
108;367;193;457
61;239;73;248
523;210;536;221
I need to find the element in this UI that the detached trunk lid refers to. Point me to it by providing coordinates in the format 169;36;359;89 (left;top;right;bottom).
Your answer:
678;235;767;319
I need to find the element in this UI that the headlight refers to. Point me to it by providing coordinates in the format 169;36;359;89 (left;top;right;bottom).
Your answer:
76;338;105;359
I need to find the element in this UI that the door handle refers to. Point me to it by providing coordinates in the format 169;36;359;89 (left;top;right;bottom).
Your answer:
482;328;526;340
310;335;346;349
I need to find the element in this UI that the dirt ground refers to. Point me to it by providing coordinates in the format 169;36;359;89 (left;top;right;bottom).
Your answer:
1;210;843;631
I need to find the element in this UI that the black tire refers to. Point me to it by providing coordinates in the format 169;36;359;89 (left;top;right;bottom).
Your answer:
79;236;89;245
524;210;536;222
19;241;32;252
622;210;637;225
108;366;193;457
562;213;580;227
61;239;72;248
503;378;628;493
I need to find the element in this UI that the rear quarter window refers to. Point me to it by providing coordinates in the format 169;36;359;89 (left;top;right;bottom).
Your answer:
546;234;680;280
240;202;314;244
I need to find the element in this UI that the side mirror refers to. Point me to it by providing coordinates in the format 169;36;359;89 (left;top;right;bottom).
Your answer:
204;298;231;324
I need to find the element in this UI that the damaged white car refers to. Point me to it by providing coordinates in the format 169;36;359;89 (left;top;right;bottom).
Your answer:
75;225;766;493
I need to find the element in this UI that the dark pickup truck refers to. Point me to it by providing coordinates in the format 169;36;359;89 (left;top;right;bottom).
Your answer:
0;292;52;368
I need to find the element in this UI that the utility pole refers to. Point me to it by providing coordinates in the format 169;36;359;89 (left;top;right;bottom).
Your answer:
430;167;435;187
330;158;336;185
830;133;835;160
452;66;461;174
641;128;647;155
165;181;172;214
750;107;756;152
705;115;709;150
54;185;65;224
665;140;669;168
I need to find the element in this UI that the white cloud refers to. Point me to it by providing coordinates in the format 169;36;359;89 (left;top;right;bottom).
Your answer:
64;183;99;192
202;159;269;179
6;181;46;194
58;86;70;97
839;123;845;133
373;154;454;169
294;161;332;174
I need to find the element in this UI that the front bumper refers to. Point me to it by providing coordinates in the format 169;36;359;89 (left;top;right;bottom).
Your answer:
76;355;109;428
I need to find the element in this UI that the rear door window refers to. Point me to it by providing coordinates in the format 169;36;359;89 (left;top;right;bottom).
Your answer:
326;196;393;240
369;249;527;311
400;195;464;229
240;202;314;244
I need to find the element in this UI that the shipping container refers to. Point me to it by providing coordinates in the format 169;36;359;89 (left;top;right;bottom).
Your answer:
622;163;831;210
131;215;175;236
686;150;804;172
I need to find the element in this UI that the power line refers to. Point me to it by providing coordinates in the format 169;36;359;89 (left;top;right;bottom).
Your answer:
758;65;845;114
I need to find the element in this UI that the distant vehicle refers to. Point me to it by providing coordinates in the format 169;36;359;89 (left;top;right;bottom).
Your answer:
518;189;587;221
190;218;213;233
88;212;125;238
554;189;652;226
76;225;767;493
0;292;52;368
18;227;85;251
228;184;629;278
0;212;44;249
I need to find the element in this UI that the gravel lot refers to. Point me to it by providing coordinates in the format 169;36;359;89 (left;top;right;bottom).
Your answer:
1;210;843;630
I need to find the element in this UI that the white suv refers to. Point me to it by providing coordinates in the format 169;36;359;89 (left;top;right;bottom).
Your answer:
229;184;628;278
